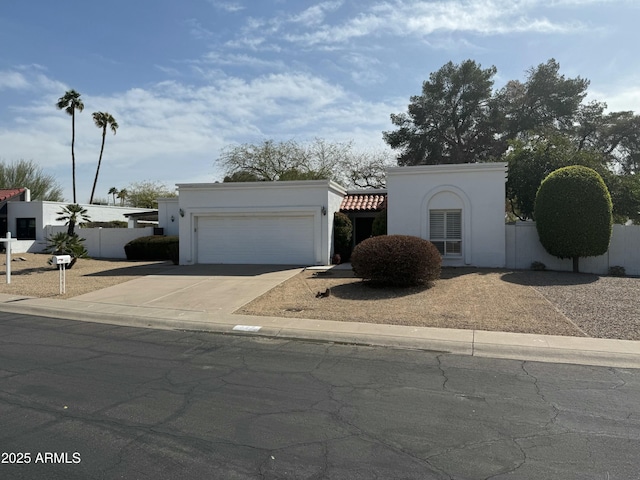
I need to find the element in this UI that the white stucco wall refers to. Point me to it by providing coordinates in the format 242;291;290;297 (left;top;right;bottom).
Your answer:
386;163;507;268
7;201;153;253
175;180;346;265
157;197;180;236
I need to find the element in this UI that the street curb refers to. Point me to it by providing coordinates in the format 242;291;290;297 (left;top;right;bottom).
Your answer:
0;297;639;369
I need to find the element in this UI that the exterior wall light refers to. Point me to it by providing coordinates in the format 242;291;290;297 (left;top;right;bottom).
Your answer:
321;206;327;216
179;208;185;217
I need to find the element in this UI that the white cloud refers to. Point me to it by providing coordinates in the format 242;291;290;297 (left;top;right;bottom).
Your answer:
185;18;215;40
0;71;30;90
207;1;245;12
288;1;343;27
229;0;605;51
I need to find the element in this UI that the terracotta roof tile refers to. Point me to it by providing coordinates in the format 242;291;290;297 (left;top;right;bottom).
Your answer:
340;193;387;212
0;188;25;202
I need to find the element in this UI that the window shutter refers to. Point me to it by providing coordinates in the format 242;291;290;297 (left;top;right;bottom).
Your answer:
430;211;445;238
446;211;461;239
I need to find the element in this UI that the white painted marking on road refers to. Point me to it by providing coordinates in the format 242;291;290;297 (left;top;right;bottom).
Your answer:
233;325;262;332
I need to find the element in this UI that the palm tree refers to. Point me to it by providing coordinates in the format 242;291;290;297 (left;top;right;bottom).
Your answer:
89;112;119;204
108;187;118;205
56;90;84;203
117;188;128;206
56;204;91;236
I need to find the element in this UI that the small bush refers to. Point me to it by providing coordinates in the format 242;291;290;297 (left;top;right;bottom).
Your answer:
351;235;441;287
608;265;626;277
372;208;387;236
43;232;89;269
124;235;179;261
530;261;546;271
85;221;128;228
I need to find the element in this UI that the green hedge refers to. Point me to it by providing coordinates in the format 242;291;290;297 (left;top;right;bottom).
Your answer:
124;235;179;262
534;165;612;272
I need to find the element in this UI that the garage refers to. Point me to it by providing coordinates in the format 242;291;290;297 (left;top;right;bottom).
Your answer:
174;180;346;266
196;214;316;264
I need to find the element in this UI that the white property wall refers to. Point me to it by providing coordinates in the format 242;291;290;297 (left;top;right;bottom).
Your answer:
506;222;640;275
175;180;347;265
48;226;156;259
386;163;507;268
8;201;153;253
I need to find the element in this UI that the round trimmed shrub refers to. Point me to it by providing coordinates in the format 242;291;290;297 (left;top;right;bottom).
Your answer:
534;165;612;272
351;235;441;287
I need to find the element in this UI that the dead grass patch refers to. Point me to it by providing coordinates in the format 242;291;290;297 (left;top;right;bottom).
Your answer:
237;268;587;337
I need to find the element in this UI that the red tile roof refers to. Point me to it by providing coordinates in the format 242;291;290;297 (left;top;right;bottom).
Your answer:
0;188;25;202
340;193;387;212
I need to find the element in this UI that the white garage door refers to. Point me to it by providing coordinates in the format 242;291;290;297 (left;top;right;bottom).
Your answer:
196;215;316;264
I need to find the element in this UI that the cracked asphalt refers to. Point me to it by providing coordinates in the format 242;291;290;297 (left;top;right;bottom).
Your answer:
0;312;639;480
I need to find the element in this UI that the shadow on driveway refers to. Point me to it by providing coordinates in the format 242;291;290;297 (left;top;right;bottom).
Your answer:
84;262;308;277
500;270;600;286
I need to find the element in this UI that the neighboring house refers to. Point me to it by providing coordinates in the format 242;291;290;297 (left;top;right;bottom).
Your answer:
160;163;508;267
7;200;154;253
123;210;159;228
0;188;31;238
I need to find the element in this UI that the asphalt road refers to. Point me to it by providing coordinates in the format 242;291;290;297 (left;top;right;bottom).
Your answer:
0;312;638;480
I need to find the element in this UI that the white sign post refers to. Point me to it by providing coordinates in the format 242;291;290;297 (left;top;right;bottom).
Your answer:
52;255;72;294
0;232;16;284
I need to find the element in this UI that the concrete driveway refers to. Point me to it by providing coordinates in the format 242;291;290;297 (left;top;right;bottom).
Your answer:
72;264;304;314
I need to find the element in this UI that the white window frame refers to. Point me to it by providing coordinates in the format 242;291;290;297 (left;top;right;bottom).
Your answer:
429;209;462;257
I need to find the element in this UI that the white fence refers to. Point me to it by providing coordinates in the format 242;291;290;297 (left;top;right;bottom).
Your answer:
47;226;156;259
506;222;640;275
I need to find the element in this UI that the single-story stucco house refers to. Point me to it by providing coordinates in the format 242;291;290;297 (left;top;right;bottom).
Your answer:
159;162;508;268
4;196;154;253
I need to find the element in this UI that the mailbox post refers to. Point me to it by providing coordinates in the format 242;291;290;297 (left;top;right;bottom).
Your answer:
52;255;72;294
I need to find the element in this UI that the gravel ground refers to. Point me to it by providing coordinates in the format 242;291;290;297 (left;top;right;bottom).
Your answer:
0;253;172;299
238;267;640;341
506;270;640;340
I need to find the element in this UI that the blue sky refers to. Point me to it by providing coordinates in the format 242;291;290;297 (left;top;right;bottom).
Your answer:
1;0;639;203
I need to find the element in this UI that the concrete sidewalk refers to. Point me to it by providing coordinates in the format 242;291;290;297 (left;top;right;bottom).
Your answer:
0;264;638;369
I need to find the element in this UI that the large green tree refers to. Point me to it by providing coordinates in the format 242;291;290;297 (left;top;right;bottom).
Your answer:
89;112;119;205
534;166;612;273
123;181;176;209
495;59;590;139
0;159;63;201
56;90;84;203
383;60;502;165
506;135;604;220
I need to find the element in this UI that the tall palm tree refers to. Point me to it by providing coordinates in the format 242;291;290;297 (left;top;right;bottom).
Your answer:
89;112;119;204
56;204;91;236
56;90;84;203
108;187;118;205
117;188;128;206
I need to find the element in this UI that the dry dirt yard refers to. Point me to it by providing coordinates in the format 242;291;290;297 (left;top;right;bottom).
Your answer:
0;253;171;299
1;254;638;341
238;267;640;341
